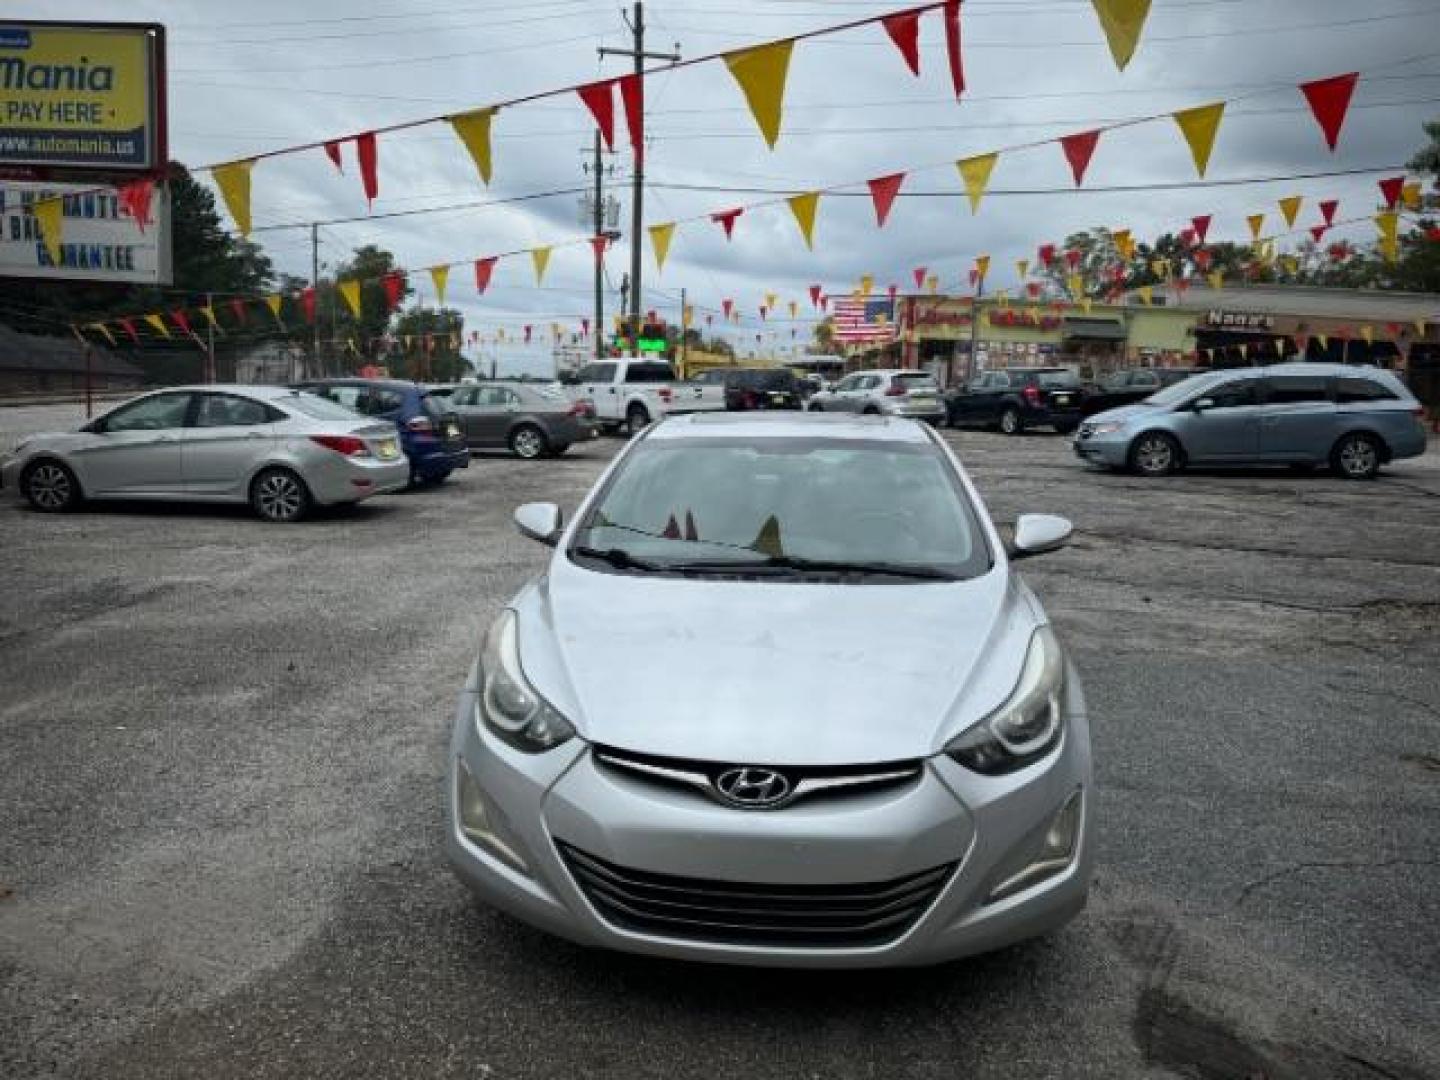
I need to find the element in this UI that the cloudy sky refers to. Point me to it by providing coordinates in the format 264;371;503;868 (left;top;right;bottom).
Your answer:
34;0;1440;364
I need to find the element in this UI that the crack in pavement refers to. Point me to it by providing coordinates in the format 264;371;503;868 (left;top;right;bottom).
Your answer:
1233;858;1440;908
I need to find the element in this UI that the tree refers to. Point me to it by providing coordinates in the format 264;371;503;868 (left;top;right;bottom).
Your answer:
390;306;466;381
1407;118;1440;183
811;318;835;352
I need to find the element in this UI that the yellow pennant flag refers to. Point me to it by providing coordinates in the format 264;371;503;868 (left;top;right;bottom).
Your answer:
1151;258;1169;279
200;305;223;334
1016;258;1029;280
1415;320;1427;338
144;313;171;339
649;222;676;270
925;274;939;294
1402;182;1422;210
1091;0;1153;71
1359;325;1374;344
724;40;794;149
429;265;450;306
765;292;778;309
1066;273;1084;296
1316;334;1328;350
1138;285;1153;306
1208;271;1224;290
265;294;284;323
1247;214;1265;241
1278;195;1303;228
956;152;999;214
975;254;991;280
33;197;63;265
684;306;695;328
212;159;255;236
1238;343;1249;360
1281;255;1299;276
787;191;820;249
996;289;1010;308
1113;229;1135;261
338;280;362;317
1171;102;1225;177
1080;298;1094;315
449;108;496;185
531;246;552;283
89;322;116;346
787;300;798;318
1380;238;1399;263
860;274;874;296
1375;211;1399;243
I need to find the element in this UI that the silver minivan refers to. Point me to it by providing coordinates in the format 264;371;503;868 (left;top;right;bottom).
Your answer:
1074;363;1428;479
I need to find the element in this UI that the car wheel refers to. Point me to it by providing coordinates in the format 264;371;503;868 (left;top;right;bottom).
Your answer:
509;424;548;460
250;467;311;523
809;401;823;412
1331;432;1382;480
999;407;1023;435
626;404;650;436
1129;432;1181;477
862;405;880;415
21;459;81;512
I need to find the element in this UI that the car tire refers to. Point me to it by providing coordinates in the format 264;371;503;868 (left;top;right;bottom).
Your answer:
1330;432;1382;480
509;424;548;460
999;407;1024;435
1129;431;1181;477
862;405;880;415
626;404;650;436
809;401;823;412
21;458;81;512
1054;422;1078;436
250;467;311;523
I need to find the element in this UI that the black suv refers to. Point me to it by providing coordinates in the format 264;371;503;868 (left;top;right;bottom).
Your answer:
1081;367;1202;417
696;367;804;411
945;367;1086;434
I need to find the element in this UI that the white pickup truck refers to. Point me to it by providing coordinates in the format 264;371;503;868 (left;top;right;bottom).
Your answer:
567;358;727;434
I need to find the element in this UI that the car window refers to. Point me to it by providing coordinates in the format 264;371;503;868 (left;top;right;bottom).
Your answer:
1102;372;1128;390
282;392;364;421
1131;371;1160;389
1265;377;1331;405
103;393;192;432
1206;379;1262;409
420;393;448;419
894;373;938;391
1150;372;1226;406
625;363;675;384
1334;377;1398;403
474;387;509;406
989;373;1010;389
577;363;617;383
369;389;406;416
449;387;475;407
574;437;991;580
1037;371;1082;389
194;394;276;428
321;386;365;413
835;376;858;392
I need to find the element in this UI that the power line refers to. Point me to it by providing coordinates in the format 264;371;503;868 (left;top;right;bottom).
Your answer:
249;185;587;232
175;3;598;47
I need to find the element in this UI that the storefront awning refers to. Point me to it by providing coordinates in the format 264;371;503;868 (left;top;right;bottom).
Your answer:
1062;318;1126;341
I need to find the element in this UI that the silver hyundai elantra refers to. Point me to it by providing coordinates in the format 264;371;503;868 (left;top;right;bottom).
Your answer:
447;412;1092;967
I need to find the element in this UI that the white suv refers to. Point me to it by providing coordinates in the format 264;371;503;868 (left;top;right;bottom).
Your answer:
807;369;945;422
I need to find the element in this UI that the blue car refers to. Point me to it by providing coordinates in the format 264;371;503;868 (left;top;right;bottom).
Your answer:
293;378;471;484
1074;363;1428;480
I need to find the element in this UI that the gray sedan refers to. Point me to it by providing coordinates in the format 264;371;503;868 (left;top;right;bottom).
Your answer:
448;382;596;459
1;385;409;522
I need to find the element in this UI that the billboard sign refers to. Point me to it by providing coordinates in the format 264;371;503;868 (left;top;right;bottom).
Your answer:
0;22;166;177
0;180;171;283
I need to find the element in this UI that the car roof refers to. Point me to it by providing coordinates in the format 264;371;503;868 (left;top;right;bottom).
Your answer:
1212;363;1391;380
141;384;299;399
649;412;936;444
292;377;420;390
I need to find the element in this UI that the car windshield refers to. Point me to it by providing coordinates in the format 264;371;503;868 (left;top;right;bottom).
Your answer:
894;373;938;390
1146;372;1227;406
1037;371;1081;389
281;392;366;421
571;436;991;580
420;393;448;418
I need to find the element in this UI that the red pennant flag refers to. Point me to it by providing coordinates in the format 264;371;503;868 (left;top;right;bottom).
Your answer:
1378;176;1404;210
301;287;317;322
1026;282;1041;299
943;0;965;98
867;172;906;228
1179;228;1196;248
590;234;609;263
684;510;699;542
118;317;139;344
356;131;379;206
524;325;532;344
1310;226;1328;243
229;298;248;324
618;74;644;168
1319;199;1339;225
1193;248;1212;271
809;284;822;308
381;271;404;311
888;284;898;301
171;309;193;337
1386;322;1402;337
577;80;616;152
1038;244;1055;267
881;10;922;77
711;208;743;239
117;178;155;233
819;295;829;312
1300;72;1359;152
324;140;344;173
1428;227;1440;242
1065;249;1082;270
968;269;978;287
1328;242;1350;263
474;256;497;294
759;305;768;321
722;298;734;318
913;266;927;290
1192;215;1212;243
1059;129;1101;186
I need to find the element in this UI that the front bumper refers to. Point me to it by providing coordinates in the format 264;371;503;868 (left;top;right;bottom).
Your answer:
1072;429;1131;467
446;671;1092;968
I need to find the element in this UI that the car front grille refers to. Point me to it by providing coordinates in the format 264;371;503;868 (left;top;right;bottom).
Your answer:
556;842;955;949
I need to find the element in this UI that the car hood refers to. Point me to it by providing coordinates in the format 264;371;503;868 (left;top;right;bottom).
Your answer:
8;431;100;456
1087;402;1160;425
514;558;1039;766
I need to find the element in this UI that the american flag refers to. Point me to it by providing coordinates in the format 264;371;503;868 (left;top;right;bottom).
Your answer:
831;298;896;344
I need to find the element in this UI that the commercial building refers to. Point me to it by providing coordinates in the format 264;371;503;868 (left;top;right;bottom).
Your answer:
0;325;144;397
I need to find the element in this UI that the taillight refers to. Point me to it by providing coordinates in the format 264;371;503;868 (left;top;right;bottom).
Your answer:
1023;384;1041;404
310;435;368;457
406;416;434;433
569;399;593;417
885;383;906;397
658;387;673;403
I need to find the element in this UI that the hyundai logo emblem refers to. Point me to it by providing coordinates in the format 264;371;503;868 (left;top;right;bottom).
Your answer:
714;767;793;808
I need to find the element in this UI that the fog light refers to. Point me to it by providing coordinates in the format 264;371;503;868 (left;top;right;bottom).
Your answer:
987;789;1082;903
456;758;529;874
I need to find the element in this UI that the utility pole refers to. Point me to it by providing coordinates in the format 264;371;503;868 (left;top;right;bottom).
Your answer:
967;275;985;383
680;286;688;376
310;222;321;378
590;130;606;363
600;2;680;352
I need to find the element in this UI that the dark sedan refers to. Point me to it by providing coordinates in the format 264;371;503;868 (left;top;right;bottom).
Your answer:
945;367;1086;435
447;382;596;458
694;367;804;410
1080;367;1203;417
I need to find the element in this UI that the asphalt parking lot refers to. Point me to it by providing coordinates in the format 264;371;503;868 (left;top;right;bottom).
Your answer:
2;404;1438;1079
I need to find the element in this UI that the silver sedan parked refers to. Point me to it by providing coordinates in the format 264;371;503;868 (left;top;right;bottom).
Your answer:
447;412;1092;967
448;381;597;459
1;385;410;522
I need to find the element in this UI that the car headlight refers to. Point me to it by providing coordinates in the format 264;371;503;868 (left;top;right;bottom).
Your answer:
1089;422;1123;435
476;609;576;752
946;625;1065;775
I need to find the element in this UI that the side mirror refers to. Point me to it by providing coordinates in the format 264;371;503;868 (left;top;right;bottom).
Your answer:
1012;514;1073;560
1191;397;1214;413
514;502;563;547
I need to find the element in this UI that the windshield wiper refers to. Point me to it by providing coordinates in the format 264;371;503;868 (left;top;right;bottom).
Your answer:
659;555;960;581
572;545;665;572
